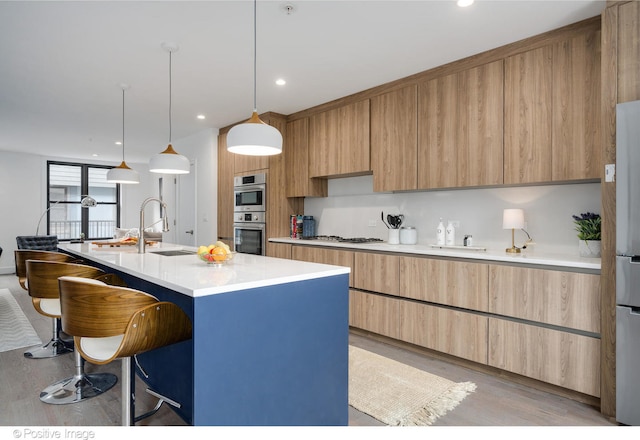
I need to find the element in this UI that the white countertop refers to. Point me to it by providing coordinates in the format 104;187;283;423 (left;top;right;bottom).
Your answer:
58;241;350;298
269;237;601;271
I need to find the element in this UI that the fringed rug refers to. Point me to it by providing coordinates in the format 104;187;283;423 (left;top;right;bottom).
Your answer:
0;289;41;353
349;345;476;426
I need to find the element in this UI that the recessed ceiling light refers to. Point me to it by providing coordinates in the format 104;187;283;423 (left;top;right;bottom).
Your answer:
197;114;205;120
92;153;99;157
457;0;474;7
276;78;286;86
115;141;122;145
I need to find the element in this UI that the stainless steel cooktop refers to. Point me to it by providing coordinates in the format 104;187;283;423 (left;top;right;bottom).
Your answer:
301;235;384;244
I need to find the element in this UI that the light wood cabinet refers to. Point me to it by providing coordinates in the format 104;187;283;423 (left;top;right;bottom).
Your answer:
268;242;292;260
399;300;488;364
504;46;553;184
264;115;303;257
308;100;370;178
349;289;400;340
488;318;600;397
399;256;489;311
370;85;418;192
489;265;601;333
618;1;640;103
552;26;601;181
285;118;327;198
292;246;354;286
417;60;504;189
353;252;400;295
217;132;234;240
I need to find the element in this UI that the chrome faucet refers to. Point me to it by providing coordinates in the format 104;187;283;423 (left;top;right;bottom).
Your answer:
138;197;169;254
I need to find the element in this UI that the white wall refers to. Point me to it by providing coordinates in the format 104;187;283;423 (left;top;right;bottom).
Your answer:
304;175;602;256
0;127;217;274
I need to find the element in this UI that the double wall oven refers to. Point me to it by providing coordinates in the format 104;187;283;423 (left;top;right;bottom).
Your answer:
233;173;266;255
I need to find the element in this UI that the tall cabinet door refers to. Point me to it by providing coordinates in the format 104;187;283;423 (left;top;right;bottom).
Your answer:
504;46;553;184
217;133;234;240
418;60;503;189
552;27;601;181
371;85;418;192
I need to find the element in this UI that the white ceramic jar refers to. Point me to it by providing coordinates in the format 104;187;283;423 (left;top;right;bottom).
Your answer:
399;226;417;245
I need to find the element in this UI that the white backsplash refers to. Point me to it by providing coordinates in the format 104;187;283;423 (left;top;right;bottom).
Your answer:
303;175;602;256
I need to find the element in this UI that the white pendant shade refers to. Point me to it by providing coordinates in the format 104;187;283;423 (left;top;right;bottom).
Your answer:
149;144;190;174
227;111;283;156
106;161;140;184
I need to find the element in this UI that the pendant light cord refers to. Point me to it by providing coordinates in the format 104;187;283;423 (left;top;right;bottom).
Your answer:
253;0;257;112
121;88;125;162
169;50;173;143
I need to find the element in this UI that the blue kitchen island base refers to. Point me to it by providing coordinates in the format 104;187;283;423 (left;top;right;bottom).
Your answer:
137;274;350;425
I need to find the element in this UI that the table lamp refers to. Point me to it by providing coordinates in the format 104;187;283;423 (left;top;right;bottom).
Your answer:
503;208;525;253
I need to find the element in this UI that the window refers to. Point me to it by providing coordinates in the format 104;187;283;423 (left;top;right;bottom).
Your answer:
45;161;120;240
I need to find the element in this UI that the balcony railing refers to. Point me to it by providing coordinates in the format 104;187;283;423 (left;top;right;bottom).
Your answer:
50;220;116;240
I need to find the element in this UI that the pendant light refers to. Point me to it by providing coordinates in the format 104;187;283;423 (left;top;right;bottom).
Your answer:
226;0;282;156
107;84;140;184
149;43;190;174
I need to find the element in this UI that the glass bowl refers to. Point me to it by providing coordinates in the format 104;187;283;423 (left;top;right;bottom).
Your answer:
197;250;235;266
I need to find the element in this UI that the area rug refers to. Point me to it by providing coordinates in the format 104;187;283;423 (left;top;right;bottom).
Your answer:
0;288;41;353
349;345;476;426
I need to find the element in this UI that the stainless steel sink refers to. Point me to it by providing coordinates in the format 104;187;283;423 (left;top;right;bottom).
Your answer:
150;250;196;256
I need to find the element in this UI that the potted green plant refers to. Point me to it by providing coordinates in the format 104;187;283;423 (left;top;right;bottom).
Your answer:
572;212;601;257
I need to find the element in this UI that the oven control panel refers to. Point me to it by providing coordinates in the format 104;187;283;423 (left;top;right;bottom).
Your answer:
234;211;265;223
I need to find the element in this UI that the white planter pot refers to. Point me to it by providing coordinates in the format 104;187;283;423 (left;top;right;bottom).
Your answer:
578;240;601;258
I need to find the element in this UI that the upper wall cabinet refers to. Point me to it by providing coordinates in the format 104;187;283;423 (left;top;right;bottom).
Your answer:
552;27;601;181
285;118;327;198
618;1;640;103
417;60;504;190
504;46;553;184
371;85;418;192
308;100;371;178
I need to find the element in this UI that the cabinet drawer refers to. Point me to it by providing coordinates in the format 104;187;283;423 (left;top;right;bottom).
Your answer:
353;252;400;295
399;300;488;364
349;289;400;339
488;318;600;397
488;265;600;333
292;246;354;286
400;257;489;311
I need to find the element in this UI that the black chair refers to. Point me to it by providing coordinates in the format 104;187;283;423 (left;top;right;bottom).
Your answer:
16;235;59;251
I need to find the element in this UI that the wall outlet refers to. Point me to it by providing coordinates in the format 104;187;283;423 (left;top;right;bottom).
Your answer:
368;219;377;227
451;220;460;228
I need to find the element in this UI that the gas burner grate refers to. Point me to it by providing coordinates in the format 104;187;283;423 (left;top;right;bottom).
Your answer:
300;235;383;244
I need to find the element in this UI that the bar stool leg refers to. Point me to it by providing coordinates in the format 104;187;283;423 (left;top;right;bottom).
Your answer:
24;318;73;359
39;350;117;405
122;357;135;426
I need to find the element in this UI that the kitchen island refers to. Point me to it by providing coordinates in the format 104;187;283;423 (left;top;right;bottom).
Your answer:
58;242;350;426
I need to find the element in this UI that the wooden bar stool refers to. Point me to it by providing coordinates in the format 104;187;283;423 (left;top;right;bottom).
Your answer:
25;260;125;405
14;250;76;358
58;276;192;426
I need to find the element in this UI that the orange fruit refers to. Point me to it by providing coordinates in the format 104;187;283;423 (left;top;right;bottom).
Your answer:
211;246;227;262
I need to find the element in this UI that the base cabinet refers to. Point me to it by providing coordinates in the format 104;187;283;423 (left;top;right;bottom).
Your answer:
349;289;400;340
488;318;600;397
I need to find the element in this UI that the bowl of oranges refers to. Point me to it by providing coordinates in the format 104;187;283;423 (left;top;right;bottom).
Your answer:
197;241;234;266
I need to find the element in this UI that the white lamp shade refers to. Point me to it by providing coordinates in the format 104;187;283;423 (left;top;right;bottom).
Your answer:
149;144;190;174
503;208;525;229
227;113;283;156
106;162;140;184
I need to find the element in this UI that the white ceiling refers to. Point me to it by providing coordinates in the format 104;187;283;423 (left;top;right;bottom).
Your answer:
0;0;605;164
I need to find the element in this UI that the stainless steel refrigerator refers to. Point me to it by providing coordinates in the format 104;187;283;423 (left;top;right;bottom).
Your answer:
616;99;640;426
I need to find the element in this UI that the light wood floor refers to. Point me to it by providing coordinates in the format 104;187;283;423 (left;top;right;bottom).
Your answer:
0;273;616;427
